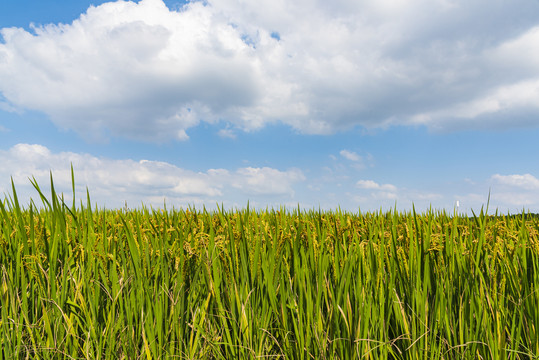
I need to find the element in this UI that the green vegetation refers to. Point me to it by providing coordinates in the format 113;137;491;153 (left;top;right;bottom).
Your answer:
1;175;539;359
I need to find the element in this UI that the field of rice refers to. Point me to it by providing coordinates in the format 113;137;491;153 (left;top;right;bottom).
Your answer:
1;177;539;359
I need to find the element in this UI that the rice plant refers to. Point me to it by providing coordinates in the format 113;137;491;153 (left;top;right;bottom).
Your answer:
1;175;538;359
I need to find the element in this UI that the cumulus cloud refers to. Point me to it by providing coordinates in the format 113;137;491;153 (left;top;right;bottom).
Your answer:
354;180;400;208
487;173;539;209
340;150;361;162
217;127;236;139
233;167;305;195
0;0;261;141
492;173;539;190
336;149;373;171
356;179;397;192
1;0;539;140
353;179;450;212
0;143;305;207
412;78;539;130
354;180;445;207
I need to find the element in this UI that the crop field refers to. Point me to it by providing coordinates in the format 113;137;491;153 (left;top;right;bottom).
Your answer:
1;177;539;359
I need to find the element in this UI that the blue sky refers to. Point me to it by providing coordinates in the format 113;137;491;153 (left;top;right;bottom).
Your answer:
1;0;539;213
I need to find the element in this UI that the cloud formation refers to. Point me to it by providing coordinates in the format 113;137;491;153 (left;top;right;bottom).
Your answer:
340;150;361;162
0;0;261;141
0;143;305;207
356;179;397;192
489;173;539;209
1;143;537;213
492;174;539;190
1;0;539;140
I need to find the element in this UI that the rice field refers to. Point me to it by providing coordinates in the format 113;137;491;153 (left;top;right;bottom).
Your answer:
1;176;539;359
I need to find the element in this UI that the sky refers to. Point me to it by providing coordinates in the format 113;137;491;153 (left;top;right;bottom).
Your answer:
1;0;539;214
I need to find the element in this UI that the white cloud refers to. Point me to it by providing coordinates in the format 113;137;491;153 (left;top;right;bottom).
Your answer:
0;143;305;207
340;150;361;162
492;173;539;190
2;0;539;140
232;167;305;195
336;150;373;171
412;78;539;129
0;0;260;141
356;179;397;192
217;127;236;139
353;180;447;209
470;173;539;211
492;192;538;208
